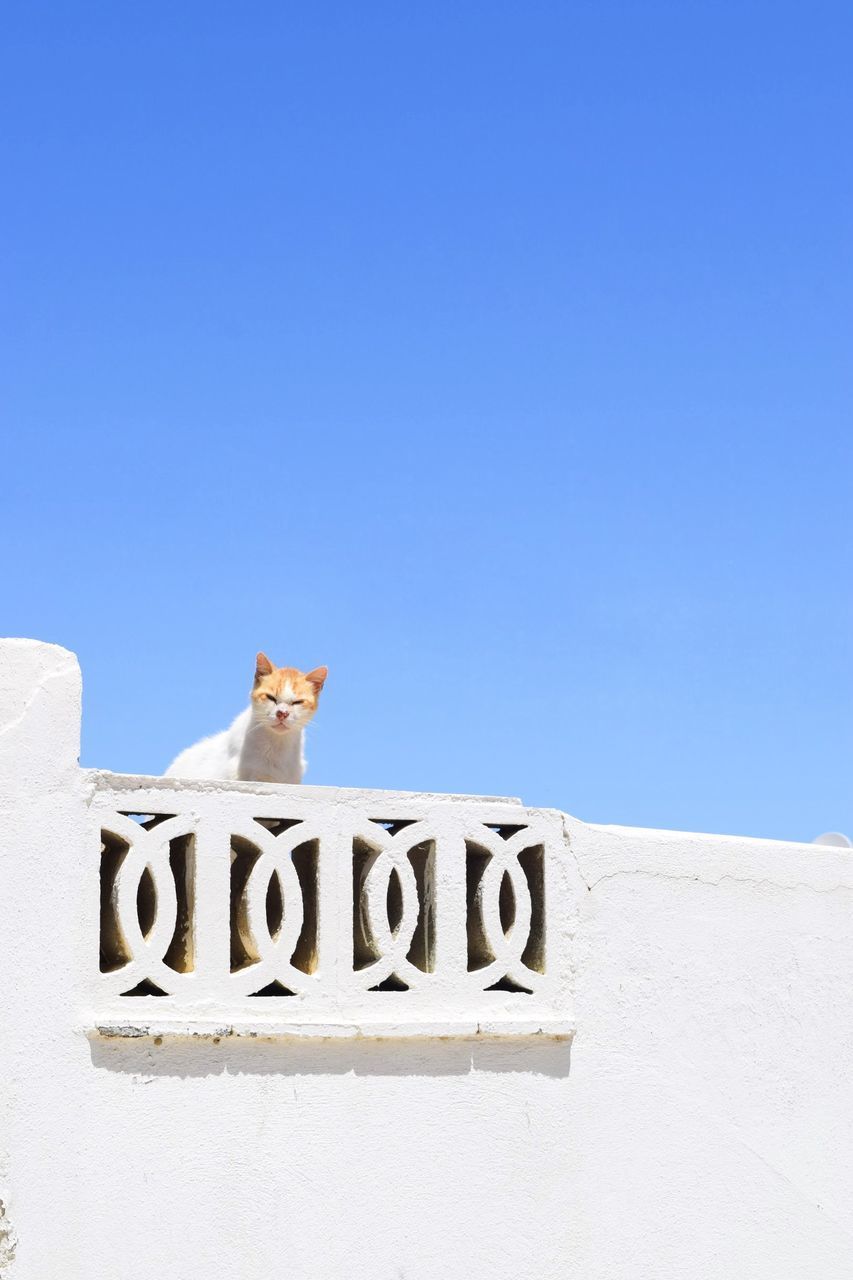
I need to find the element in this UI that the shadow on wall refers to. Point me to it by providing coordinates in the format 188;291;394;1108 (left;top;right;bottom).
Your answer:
88;1034;572;1080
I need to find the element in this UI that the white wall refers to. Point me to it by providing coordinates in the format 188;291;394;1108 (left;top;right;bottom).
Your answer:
1;638;851;1279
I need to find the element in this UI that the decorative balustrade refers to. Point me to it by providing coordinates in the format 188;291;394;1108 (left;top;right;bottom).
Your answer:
89;772;575;1038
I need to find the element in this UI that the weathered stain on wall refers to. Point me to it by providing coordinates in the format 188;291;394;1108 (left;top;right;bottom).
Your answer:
0;1199;17;1275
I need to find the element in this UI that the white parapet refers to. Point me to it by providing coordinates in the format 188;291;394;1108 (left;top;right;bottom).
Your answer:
88;772;578;1040
2;637;853;1280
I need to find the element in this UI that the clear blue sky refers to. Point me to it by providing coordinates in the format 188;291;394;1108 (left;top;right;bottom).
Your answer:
2;3;850;841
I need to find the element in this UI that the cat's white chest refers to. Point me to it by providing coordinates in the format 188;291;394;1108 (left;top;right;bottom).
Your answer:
237;723;304;784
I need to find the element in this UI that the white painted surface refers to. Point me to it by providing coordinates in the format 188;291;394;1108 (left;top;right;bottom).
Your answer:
1;638;852;1279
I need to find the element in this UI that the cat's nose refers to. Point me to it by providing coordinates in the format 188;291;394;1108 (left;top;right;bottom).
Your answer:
276;708;289;721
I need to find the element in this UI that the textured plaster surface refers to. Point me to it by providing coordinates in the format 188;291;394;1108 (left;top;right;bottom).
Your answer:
1;639;852;1279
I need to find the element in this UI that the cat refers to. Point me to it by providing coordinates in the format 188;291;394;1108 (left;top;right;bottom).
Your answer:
164;653;328;784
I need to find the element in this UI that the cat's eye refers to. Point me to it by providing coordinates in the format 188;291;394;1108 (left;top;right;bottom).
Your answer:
292;699;304;706
265;694;277;703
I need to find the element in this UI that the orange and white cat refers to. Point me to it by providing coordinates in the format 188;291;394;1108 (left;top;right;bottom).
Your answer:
164;653;328;784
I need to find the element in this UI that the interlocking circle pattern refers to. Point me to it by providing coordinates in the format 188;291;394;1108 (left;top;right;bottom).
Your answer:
464;826;543;990
229;818;319;996
353;820;434;990
101;811;196;994
98;802;553;1012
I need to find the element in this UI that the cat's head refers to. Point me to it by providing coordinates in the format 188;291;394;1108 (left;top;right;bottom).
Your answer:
250;653;328;734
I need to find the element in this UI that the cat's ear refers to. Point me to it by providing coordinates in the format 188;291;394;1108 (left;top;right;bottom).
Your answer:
255;652;274;680
304;666;328;694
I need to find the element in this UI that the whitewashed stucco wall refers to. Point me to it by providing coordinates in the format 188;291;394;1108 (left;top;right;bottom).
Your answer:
1;639;851;1279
